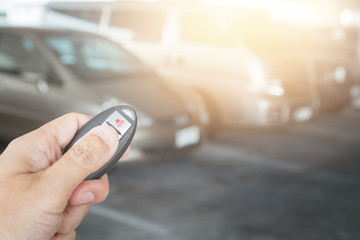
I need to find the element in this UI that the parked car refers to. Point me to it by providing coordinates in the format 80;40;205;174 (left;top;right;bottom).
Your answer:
235;10;356;114
0;27;207;160
43;1;318;133
307;27;358;113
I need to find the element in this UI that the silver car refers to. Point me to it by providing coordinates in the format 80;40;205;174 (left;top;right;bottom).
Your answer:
0;27;207;159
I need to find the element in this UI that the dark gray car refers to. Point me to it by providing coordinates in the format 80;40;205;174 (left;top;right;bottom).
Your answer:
0;27;207;159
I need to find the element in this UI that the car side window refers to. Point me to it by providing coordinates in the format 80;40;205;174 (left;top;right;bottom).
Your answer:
180;11;234;47
44;34;146;81
0;32;61;85
0;33;46;74
50;9;101;24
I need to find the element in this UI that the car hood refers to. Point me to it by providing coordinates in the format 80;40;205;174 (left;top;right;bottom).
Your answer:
90;75;190;120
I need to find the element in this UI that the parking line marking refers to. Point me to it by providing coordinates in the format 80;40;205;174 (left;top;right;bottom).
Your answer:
195;143;305;173
89;205;171;236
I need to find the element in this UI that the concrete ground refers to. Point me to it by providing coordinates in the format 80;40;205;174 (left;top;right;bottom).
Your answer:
75;108;360;240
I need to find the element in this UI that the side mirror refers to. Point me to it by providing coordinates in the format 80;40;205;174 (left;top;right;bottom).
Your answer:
21;72;49;94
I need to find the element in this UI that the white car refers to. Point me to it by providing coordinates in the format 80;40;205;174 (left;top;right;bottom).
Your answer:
44;1;318;132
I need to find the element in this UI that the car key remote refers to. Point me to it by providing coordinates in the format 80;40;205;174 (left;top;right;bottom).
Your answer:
63;105;137;180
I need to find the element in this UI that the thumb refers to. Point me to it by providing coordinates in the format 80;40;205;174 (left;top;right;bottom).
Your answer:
41;125;119;202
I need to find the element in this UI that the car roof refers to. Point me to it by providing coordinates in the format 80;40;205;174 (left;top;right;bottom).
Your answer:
46;0;232;11
0;26;99;37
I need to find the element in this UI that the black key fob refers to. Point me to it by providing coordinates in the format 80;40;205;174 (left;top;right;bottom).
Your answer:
63;105;137;180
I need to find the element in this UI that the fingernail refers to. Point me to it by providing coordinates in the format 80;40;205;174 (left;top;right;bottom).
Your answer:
92;126;117;148
78;191;95;205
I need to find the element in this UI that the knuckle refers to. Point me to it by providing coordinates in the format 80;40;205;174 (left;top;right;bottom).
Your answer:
68;135;108;170
62;112;80;124
6;137;27;155
65;112;78;118
69;141;96;170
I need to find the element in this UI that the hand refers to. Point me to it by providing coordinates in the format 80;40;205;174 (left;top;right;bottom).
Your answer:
0;113;127;240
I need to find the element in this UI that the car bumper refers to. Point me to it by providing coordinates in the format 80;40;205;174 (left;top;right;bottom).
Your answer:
124;124;203;161
244;96;316;127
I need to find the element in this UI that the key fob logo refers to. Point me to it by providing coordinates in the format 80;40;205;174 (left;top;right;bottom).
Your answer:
115;119;125;128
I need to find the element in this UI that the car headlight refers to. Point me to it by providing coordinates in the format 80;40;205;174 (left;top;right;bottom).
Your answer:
136;111;154;127
249;61;285;97
265;79;285;96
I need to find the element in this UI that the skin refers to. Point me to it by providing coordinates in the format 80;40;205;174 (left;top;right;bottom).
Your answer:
0;113;129;240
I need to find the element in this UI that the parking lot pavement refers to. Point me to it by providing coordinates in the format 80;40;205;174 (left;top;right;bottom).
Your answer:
76;108;360;240
0;109;358;240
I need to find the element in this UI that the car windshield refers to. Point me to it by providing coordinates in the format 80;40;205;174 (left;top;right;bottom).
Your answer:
180;10;235;48
41;33;147;81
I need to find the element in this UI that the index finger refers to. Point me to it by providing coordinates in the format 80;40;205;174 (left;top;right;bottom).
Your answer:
39;112;92;149
1;113;92;174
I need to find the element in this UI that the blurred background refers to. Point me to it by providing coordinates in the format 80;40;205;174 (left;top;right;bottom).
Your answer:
0;0;360;239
